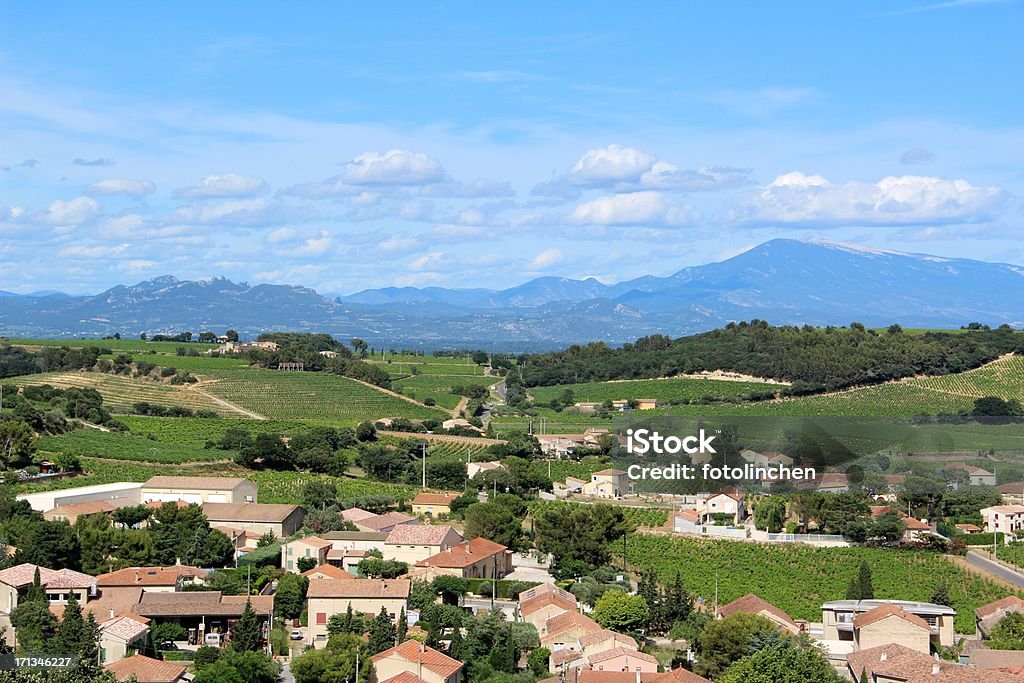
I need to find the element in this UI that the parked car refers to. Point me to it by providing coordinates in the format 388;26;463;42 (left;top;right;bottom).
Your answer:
289;629;304;641
204;633;224;646
158;641;178;650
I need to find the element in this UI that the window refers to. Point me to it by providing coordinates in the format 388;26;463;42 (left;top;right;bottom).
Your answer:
316;613;327;624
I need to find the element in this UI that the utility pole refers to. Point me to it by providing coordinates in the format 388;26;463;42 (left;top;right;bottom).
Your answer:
715;572;719;615
421;443;427;489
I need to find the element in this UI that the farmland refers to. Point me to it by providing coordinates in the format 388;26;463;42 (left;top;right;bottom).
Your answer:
391;374;494;409
5;338;217;354
528;377;778;405
202;367;449;423
624;534;1019;633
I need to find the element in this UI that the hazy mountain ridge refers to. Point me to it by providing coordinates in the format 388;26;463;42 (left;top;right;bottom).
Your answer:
2;240;1023;350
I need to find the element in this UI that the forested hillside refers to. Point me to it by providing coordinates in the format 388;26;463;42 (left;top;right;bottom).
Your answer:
520;321;1024;392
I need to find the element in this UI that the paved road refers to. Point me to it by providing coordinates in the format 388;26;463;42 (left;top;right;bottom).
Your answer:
966;550;1024;588
278;661;294;683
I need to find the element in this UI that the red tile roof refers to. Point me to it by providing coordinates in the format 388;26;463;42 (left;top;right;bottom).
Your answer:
359;511;416;531
381;673;432;683
292;535;334;549
853;603;930;630
544;611;601;638
306;578;411;599
587;646;658;665
412;493;459;506
417;536;507;568
98;565;207;587
105;655;186;683
521;592;578;617
386;524;461;546
977;596;1024;620
301;564;357;580
0;563;96;590
372;639;463;679
578;629;638;650
717;594;798;631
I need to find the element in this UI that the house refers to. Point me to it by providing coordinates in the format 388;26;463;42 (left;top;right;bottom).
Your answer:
587;647;659;673
976;596;1024;638
411;493;460;517
98;613;149;664
981;505;1024;536
306;579;411;643
133;592;272;642
370;640;463;683
853;604;932;653
821;599;956;648
571;402;604;415
467;461;504;480
302;564;357;581
141;476;257;505
869;506;935;541
414;537;511;580
540;611;602;651
635;399;658;410
0;563;98;647
355;511;419;533
554;476;587;498
97;566;207;593
540;671;710;683
956;523;983;533
703;492;745;524
816;472;850;493
998;482;1024;505
582;469;631;499
846;642;1024;683
17;481;144;513
946;463;997;487
716;594;800;635
520;584;578;631
321;530;389;568
217;526;264;555
105;655;187;683
341;508;380;525
442;418;481;432
384;525;464;565
319;350;339;359
537;435;584;458
282;536;334;571
668;509;703;533
201;502;305;538
43;498;136;525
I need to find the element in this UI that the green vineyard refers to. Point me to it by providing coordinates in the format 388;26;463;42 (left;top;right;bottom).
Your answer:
528;377;778;405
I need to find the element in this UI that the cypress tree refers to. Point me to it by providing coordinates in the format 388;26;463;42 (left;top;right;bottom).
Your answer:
858;561;874;600
25;567;45;604
397;607;408;644
368;606;396;655
229;599;261;652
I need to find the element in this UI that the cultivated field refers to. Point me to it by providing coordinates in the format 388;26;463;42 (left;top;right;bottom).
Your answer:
391;375;494;409
528;377;777;405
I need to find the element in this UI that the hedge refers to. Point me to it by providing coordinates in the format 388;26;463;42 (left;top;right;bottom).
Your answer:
961;532;1006;546
466;578;539;599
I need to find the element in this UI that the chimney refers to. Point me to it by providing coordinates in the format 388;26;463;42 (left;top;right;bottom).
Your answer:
109;608;116;619
635;671;641;683
932;663;941;675
880;652;887;662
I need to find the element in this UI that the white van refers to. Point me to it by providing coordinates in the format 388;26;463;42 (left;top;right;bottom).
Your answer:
204;632;224;647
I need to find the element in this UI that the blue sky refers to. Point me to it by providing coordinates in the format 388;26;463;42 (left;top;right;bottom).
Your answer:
1;1;1022;294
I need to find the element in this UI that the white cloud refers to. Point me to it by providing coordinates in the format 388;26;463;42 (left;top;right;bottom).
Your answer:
86;178;156;196
569;145;656;186
174;174;268;198
639;163;752;191
530;248;563;269
729;172;1007;227
43;196;100;225
420;178;515;198
171;198;314;226
117;259;158;274
342;149;448;186
379;236;421;252
409;251;446;271
57;243;129;258
266;227;297;243
573;191;699;227
294;230;333;256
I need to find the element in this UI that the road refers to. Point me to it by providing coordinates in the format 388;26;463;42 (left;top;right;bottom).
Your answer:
278;661;294;683
966;550;1024;588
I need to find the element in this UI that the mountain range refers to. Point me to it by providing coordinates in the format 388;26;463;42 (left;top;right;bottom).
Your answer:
3;239;1023;350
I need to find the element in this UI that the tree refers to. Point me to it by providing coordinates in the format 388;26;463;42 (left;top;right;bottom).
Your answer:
0;419;37;468
528;647;551;677
720;641;844;683
368;606;397;654
291;633;370;683
695;613;778;679
351;338;369;357
230;600;262;652
195;651;277;683
990;612;1024;650
869;512;906;545
432;575;468;605
296;556;317;573
464;502;524;550
10;601;58;652
327;604;368;637
535;503;632;571
355;421;377;442
973;396;1024;417
592;590;649;633
302;480;338;510
398;607;408;643
274;573;308;620
753;497;787;533
225;330;239;342
53;593;99;664
930;582;951;607
858;561;874;600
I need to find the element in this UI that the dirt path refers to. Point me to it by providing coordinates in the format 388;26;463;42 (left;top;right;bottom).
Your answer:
451;396;468;418
345;376;444;412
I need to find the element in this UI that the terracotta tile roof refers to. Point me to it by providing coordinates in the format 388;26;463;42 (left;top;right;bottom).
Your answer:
578;629;638;650
292;535;334;549
0;563;96;590
521;592;578;617
417;537;506;568
306;578;411;599
593;469;627;476
134;591;271;617
386;524;461;546
985;505;1024;514
544;611;601;638
105;655;186;683
301;564;356;580
143;475;250;490
46;500;122;517
847;643;1024;683
380;673;432;683
587;646;658;665
717;594;798;630
519;582;576;604
997;482;1024;494
327;548;368;560
977;595;1024;620
853;603;930;631
201;502;301;522
99;614;149;643
372;639;463;679
552;648;584;666
72;587;145;622
412;493;459;506
652;670;712;683
541;672;661;683
671;509;700;524
321;530;389;541
341;507;378;523
359;511;416;531
98;565;207;587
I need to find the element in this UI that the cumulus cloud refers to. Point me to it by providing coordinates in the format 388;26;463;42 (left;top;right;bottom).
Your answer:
73;157;115;166
379;236;421;252
174;174;268;199
899;147;936;165
573;191;699;227
342;149;448;186
530;248;563;269
294;230;333;256
171;198;314;226
420;178;515;198
265;227;297;243
409;251;446;271
86;179;156;197
569;145;656;186
639;163;752;191
57;243;130;258
728;172;1007;227
42;197;100;225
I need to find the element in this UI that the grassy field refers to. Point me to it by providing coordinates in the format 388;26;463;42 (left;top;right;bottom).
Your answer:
202;367;449;423
6;338;217;354
528;377;778;405
9;371;239;416
625;534;1018;633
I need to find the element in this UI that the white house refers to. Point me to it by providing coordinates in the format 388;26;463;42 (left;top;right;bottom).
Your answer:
981;505;1024;537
